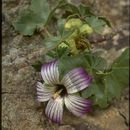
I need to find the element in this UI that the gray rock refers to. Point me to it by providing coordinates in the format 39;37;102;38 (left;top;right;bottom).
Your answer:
59;125;75;130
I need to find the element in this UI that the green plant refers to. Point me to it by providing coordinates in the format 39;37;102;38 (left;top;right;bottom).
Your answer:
14;0;129;109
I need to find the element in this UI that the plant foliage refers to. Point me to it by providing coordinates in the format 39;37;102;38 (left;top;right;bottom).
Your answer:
14;0;129;109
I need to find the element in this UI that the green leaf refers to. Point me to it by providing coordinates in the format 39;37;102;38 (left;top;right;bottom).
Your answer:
104;48;129;101
58;54;86;79
63;2;80;14
56;47;70;58
47;47;70;59
98;16;112;27
14;0;63;35
112;48;129;69
58;52;107;79
62;29;75;39
14;10;43;35
85;16;107;33
44;36;61;50
84;52;107;71
57;19;66;36
81;80;108;108
81;48;129;108
63;3;94;17
30;0;50;17
32;61;43;71
57;19;75;39
46;51;57;58
14;0;50;35
45;0;66;26
78;4;94;16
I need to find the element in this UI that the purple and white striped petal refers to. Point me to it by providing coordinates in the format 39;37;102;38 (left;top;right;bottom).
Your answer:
36;82;54;102
45;97;64;124
41;60;59;85
62;68;92;94
64;95;92;116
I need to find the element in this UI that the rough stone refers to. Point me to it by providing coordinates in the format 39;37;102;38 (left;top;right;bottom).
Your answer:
2;0;129;130
81;107;129;130
59;125;75;130
2;94;43;130
74;123;103;130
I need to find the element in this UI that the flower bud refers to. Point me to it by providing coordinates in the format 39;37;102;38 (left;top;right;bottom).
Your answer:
80;24;93;35
66;39;79;54
69;30;78;39
65;18;82;29
58;42;69;48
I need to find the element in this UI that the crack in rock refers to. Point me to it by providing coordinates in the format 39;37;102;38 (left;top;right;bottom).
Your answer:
118;111;129;127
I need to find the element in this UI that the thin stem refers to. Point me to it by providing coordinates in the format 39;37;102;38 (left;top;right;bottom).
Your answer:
39;27;52;39
96;71;112;75
44;28;52;37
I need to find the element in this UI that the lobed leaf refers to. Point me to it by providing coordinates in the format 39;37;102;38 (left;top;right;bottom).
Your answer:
81;48;129;108
58;52;107;79
78;4;94;16
58;54;86;79
85;16;108;33
44;36;61;50
84;52;107;71
81;80;108;108
14;0;50;35
14;0;62;35
104;48;129;101
57;19;66;36
14;10;44;35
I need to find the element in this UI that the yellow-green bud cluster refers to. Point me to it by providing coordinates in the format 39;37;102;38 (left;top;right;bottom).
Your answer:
65;18;82;29
59;18;93;54
65;18;93;35
79;24;93;35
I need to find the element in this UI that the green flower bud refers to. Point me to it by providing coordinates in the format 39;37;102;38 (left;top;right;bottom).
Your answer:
58;42;69;48
65;18;82;29
80;24;93;35
69;30;78;39
66;39;78;54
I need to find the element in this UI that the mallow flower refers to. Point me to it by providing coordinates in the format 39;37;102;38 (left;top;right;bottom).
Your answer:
36;60;92;124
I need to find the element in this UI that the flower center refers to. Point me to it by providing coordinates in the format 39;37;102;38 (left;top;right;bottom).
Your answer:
52;84;67;99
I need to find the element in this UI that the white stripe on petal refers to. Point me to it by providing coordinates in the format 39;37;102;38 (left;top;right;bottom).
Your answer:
41;60;59;85
45;97;64;124
36;82;54;102
65;95;92;117
62;68;92;94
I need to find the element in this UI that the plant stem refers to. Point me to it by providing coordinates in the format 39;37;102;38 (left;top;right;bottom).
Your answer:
44;28;52;37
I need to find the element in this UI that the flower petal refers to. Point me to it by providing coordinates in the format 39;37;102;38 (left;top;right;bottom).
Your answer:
41;60;59;84
36;82;54;102
62;68;92;93
45;97;64;124
65;95;92;116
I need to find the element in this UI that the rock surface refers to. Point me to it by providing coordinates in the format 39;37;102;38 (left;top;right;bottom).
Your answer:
2;0;129;130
